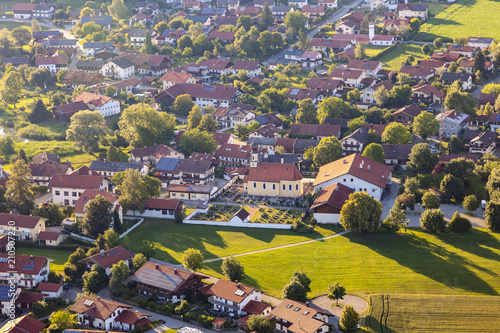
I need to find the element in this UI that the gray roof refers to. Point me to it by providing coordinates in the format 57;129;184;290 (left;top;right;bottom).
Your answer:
81;15;112;26
272;5;292;12
247;137;277;147
262;154;299;164
76;59;104;68
127;28;150;38
293;139;320;150
110;57;135;69
154;157;180;172
83;42;114;48
132;267;184;292
441;72;471;82
89;161;144;172
381;144;414;161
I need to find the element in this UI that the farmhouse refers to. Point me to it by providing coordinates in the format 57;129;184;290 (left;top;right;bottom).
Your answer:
207;279;263;316
310;183;354;224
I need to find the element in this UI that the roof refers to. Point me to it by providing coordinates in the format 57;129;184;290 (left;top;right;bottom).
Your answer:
479;93;498;106
164;83;238;101
439;154;478;163
155;157;213;174
90;160;144;173
48;173;104;189
215;144;251;159
207;279;257;303
347;59;382;71
62;71;103;85
2;315;46;333
441;72;472;82
33;152;60;164
271;299;326;333
16;292;44;305
74;189;118;214
246;162;302;183
130;144;179;159
76;59;104;68
242;300;269;315
36;231;61;242
412;83;445;98
470;131;497;146
285;88;320;100
232;60;260;70
143;198;181;210
418;60;446;68
37;282;63;293
108;57;135;69
293;138;321;151
83;42;114;48
70;296;131;319
35;52;67;66
330;68;364;80
289;124;341;138
81;246;135;269
29;163;71;178
132;261;206;292
80;15;112;26
213;105;255;119
0;214;42;229
0;254;46;275
161;71;194;84
467;36;494;45
399;66;433;77
324;118;349;128
310;182;354;210
208;30;236;41
381;144;414;161
114;309;151;325
210;132;234;145
306;77;342;91
310;38;350;49
167;184;214;194
313;153;392;188
234;208;250;220
251;123;279;138
301;50;322;59
436;109;471;126
397;3;428;11
13;3;37;11
74;92;113;107
393;104;423;118
301;4;327;13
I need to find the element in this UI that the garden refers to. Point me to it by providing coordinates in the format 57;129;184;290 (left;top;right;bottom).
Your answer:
192;205;243;222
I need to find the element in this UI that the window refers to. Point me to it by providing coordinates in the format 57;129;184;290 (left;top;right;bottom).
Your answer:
350;178;354;182
64;191;69;196
296;184;299;191
72;192;77;197
273;184;276;191
289;184;292;191
253;182;257;189
372;189;376;192
263;183;266;190
283;184;286;191
55;191;60;195
343;178;346;182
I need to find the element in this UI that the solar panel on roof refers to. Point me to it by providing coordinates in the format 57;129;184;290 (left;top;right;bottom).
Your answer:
0;257;8;262
187;66;199;71
290;88;300;96
132;267;184;291
0;285;10;301
203;86;215;91
23;264;35;270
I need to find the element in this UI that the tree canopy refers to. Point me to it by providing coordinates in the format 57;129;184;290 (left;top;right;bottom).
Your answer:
340;192;382;233
66;110;108;154
178;129;218;155
182;248;204;272
313;136;342;167
362;143;385;163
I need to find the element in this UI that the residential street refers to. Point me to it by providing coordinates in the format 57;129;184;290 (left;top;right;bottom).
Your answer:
472;74;500;98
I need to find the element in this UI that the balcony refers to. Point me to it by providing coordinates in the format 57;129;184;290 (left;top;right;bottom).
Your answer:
208;297;240;312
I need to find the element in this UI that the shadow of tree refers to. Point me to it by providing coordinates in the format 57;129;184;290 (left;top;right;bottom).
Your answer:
436;229;500;263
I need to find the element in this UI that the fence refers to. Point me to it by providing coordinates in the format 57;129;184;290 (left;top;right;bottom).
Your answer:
70;233;96;244
119;218;145;239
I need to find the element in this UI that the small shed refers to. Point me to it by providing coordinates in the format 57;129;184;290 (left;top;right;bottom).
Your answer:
36;282;63;298
36;231;64;246
212;317;226;331
230;208;250;223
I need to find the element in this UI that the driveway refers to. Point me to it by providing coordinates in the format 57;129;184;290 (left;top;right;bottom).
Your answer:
310;295;367;332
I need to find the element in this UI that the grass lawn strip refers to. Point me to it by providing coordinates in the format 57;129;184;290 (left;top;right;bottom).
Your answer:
15;247;74;273
375;44;435;71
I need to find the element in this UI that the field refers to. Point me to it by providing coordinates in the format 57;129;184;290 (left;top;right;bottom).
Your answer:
202;228;500;298
416;0;500;42
365;294;500;332
375;44;435;71
119;218;337;264
16;247;73;273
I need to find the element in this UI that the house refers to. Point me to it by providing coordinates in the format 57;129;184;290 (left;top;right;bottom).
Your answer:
439;154;478;163
130;144;185;164
132;262;206;302
4;57;29;67
80;16;112;30
72;92;120;117
441;72;473;91
76;59;105;73
126;198;183;218
135;1;160;14
129;13;151;26
36;231;64;246
289;0;308;8
230;60;261;77
479;93;499;109
419;59;448;72
447;44;476;58
208;30;236;44
234;5;262;16
74;190;121;221
301;5;327;20
33;152;61;164
83;42;114;57
213;15;239;28
200;7;226;17
61;71;105;88
160;83;240;108
347;59;383;77
249;123;280;139
317;0;337;8
230;208;250;223
272;299;330;333
381;144;414;169
293;138;320;158
35;52;68;74
215;144;252;167
329;68;366;87
207;279;262;315
29;163;72;186
167;184;217;201
272;5;293;23
468;131;497;154
0;254;49;287
254;113;284;128
101;58;135;79
212;104;256;128
0;315;45;333
310;39;350;57
488;112;500;132
13;3;54;19
467;37;494;50
216;0;239;10
48;172;107;206
392;104;424;123
80;246;135;275
154;157;215;185
244;162;303;198
436;109;471;138
361;81;393;104
89;160;148;178
411;83;445;105
285;88;323;104
36;282;63;298
459;58;494;74
0;214;45;241
95;77;141;95
52;101;90;121
289;124;341;139
383;18;409;32
313;153;392;200
310;183;354;223
397;3;428;20
335;19;360;35
306;77;342;97
300;51;323;69
126;28;152;47
161;71;196;90
399;66;434;81
70;296;150;331
431;51;463;63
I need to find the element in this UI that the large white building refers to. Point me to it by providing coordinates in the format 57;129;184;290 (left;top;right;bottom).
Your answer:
73;92;121;117
48;172;107;206
0;254;49;288
207;279;262;316
160;83;240;108
101;58;135;79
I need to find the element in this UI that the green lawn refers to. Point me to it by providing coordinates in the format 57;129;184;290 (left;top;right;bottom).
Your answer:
119;218;338;264
202;228;500;298
364;45;389;58
375;44;434;71
427;2;450;15
365;293;500;332
416;0;500;42
0;21;31;30
16;248;73;272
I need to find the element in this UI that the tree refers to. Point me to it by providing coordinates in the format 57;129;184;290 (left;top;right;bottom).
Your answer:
340;192;382;233
33;203;65;227
462;195;480;214
420;208;446;233
440;174;465;202
106;144;122;162
0;134;15;156
347;88;360;102
132;253;147;270
374;86;389;106
291;270;311;293
179;129;218;155
485;200;500;232
198;114;218;132
246;315;274;333
422;192;440;209
173;94;195;115
0;71;24;107
258;2;274;31
110;260;130;282
141;240;157;259
144;31;153;54
433;38;443;48
48;311;78;332
281;279;307;302
421;44;431;55
347;117;365;133
382;122;412;144
409;18;421;32
66;110;107;154
362;143;385;164
31;20;42;33
354;43;365;60
413;111;439;139
448;134;463;154
318;97;360;122
28;99;51;124
11;27;31;46
407;143;439;174
386;85;412;108
327;282;346;306
339;305;359;333
444;89;477;115
295;99;318;124
175;300;190;315
82;270;101;293
81;7;94;16
182;248;204;272
104;85;117;97
177;35;193;51
155;22;169;36
108;0;128;19
313;136;342;167
284;11;307;36
473;51;486;76
82;195;113;238
6;159;34;211
448;211;471;232
221;256;245;282
444;157;475;182
119;105;176;148
382;201;409;232
17;149;27;164
113;169;161;213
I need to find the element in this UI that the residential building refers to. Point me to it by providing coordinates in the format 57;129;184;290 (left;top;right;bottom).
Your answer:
310;38;350;57
132;262;206;302
101;58;135;79
435;109;471;138
447;44;476;58
234;5;262;16
459;58;494;74
33;152;61;164
341;126;373;154
289;0;308;8
48;172;107;206
300;51;323;69
441;72;473;91
89;161;148;178
159;83;239;108
249;123;280;139
80;246;135;275
76;59;105;73
13;3;54;19
301;4;327;20
399;66;434;81
329;68;366;87
468;131;497;154
381;144;414;169
36;231;64;246
74;190;121;221
310;183;354;223
289;124;341;139
306;77;342;97
272;5;293;23
335;19;360;35
467;37;494;50
0;214;45;241
392;104;424;123
52;101;90;121
361;81;393;104
130;144;185;164
208;30;236;44
126;28;152;47
313;153;392;200
397;3;428;20
347;59;383;77
212;104;256;128
230;60;261;77
80;16;112;30
317;0;337;8
28;163;72;186
0;315;45;333
383;18;409;32
272;299;330;333
126;198;183;218
244;162;303;198
129;13;151;26
82;42;114;57
215;144;252;167
4;57;29;67
167;184;217;201
479;93;499;109
0;254;49;288
161;71;197;89
207;279;262;315
73;92;121;117
254;113;284;128
154;158;215;185
35;52;68;74
61;71;105;88
411;83;445;105
488;112;500;132
285;88;323;104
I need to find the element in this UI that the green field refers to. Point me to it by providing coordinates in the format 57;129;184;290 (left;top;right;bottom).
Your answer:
365;294;500;332
417;0;500;42
202;228;500;298
0;21;31;30
16;247;73;272
375;44;434;71
120;218;338;264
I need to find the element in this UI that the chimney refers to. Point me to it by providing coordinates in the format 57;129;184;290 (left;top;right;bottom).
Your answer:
174;268;177;274
343;159;347;164
367;165;370;171
369;23;375;41
382;175;385;179
360;163;363;169
155;263;159;269
97;296;100;300
298;319;301;329
324;172;327;177
100;249;104;255
281;158;284;164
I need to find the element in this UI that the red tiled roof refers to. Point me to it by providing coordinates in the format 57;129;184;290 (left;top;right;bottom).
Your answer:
302;4;327;13
245;162;302;183
164;83;238;101
232;60;260;71
74;189;118;214
36;282;62;293
242;300;269;315
81;246;135;269
70;296;132;320
114;309;151;325
130;144;180;159
48;173;105;189
161;71;194;83
208;30;236;41
347;59;382;71
17;292;44;305
310;182;354;210
330;68;364;80
74;92;113;107
207;279;257;303
29;163;71;178
6;315;46;333
36;231;61;242
53;101;89;115
285;88;320;100
306;77;342;91
0;213;43;229
143;198;181;210
215;143;251;159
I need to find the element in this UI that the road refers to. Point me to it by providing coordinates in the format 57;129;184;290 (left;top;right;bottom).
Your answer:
472;73;500;98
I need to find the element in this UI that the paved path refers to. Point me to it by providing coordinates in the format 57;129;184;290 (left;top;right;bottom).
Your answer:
310;295;367;332
203;230;351;263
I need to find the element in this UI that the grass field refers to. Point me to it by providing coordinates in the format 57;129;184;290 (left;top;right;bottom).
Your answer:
120;218;338;264
364;45;389;58
0;21;31;30
417;0;500;42
202;228;500;298
16;248;73;272
375;44;434;71
365;294;500;332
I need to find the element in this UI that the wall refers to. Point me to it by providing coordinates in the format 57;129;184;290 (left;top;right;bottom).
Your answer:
119;218;144;239
184;208;292;229
314;212;341;224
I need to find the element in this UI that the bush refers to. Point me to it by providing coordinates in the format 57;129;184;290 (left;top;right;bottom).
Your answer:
18;124;65;140
292;220;314;233
197;315;215;328
420;209;446;233
448;211;471;232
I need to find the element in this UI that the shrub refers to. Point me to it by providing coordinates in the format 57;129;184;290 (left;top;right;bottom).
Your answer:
420;209;446;233
292;220;314;233
448;211;471;232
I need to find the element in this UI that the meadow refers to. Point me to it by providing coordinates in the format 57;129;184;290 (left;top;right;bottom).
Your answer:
374;44;435;71
16;247;73;273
